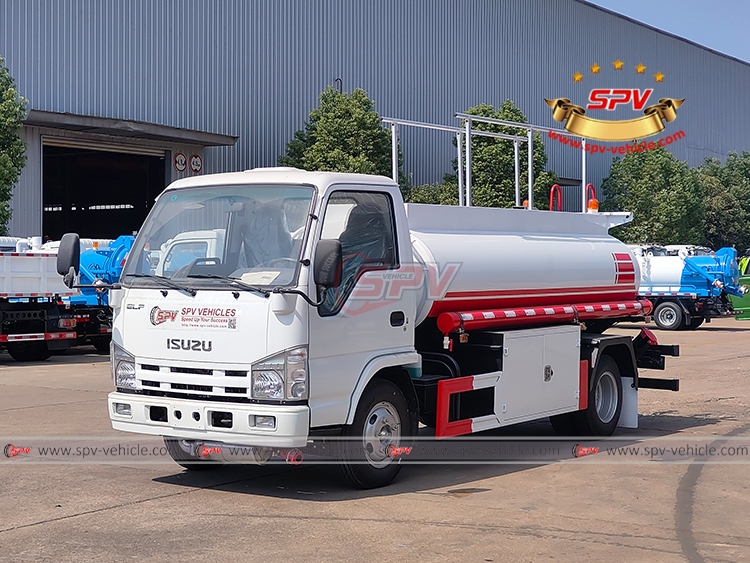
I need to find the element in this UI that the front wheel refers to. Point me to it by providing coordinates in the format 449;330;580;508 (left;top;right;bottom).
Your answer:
336;380;409;489
654;302;683;330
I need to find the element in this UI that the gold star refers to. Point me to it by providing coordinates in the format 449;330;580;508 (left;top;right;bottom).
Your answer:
654;71;665;82
573;71;583;82
613;59;624;70
590;63;601;74
635;63;647;74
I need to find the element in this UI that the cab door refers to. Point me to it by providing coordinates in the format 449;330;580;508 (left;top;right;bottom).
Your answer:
308;187;415;427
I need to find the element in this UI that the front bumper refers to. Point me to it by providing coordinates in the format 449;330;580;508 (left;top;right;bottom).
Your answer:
107;392;310;448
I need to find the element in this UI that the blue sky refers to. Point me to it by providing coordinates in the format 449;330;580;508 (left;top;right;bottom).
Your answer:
586;0;750;63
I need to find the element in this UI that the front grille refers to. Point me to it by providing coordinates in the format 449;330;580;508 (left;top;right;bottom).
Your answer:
170;367;213;376
134;362;261;401
170;383;213;392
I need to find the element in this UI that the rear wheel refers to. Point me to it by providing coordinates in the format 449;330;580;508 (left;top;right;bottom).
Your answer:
92;337;111;353
336;380;409;489
575;356;622;436
7;341;53;362
164;437;224;471
549;412;578;436
654;302;683;330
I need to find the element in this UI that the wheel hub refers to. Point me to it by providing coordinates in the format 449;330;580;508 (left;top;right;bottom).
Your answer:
595;371;618;424
362;401;401;468
658;308;677;327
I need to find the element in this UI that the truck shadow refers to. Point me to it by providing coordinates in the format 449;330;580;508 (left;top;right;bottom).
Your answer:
614;323;750;333
153;413;722;500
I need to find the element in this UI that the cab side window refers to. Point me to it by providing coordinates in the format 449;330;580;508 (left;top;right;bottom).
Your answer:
318;191;397;316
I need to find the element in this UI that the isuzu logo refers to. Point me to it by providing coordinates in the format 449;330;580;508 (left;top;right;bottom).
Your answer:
167;338;213;352
150;307;178;326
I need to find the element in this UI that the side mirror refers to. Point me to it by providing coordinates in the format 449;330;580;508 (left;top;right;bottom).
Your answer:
57;233;80;289
314;239;342;288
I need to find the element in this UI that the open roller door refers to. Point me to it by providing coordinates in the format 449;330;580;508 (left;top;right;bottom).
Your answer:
43;141;167;240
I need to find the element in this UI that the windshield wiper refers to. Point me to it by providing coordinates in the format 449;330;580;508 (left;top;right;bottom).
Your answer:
123;273;197;296
186;273;270;297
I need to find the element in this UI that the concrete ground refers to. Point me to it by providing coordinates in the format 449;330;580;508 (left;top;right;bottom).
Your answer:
1;319;749;562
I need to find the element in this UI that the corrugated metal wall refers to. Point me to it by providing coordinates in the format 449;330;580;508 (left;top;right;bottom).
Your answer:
2;0;750;225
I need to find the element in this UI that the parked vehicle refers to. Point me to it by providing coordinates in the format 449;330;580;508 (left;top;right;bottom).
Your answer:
63;235;134;352
0;236;132;360
629;244;748;330
57;168;681;488
0;242;78;361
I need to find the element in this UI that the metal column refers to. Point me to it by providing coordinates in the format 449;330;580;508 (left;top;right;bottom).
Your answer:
456;132;464;207
513;140;520;207
391;123;399;183
527;129;533;209
581;138;587;213
465;118;472;206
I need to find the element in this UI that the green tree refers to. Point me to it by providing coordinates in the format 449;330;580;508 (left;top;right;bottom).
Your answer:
407;182;460;206
445;100;558;208
0;56;27;234
279;86;407;192
698;153;750;250
601;146;705;244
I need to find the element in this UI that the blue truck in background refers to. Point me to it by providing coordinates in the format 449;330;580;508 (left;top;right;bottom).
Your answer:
64;235;134;352
630;245;748;330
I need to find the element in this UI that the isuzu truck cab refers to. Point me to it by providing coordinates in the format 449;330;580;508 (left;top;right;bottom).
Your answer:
56;167;678;488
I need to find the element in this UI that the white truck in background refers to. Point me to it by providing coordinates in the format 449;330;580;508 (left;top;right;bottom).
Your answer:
0;243;79;360
56;168;680;488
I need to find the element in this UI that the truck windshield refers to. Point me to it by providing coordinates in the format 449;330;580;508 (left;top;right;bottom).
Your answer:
121;184;315;289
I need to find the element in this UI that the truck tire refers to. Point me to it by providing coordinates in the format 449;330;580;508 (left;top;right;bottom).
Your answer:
92;337;111;354
682;317;705;330
574;356;623;436
654;302;683;330
7;341;53;362
164;437;224;471
336;380;409;489
548;412;577;436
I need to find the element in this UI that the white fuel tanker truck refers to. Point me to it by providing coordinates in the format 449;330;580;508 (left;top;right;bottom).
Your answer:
56;168;679;488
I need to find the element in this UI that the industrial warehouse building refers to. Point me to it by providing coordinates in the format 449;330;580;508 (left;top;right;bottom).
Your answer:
1;0;749;238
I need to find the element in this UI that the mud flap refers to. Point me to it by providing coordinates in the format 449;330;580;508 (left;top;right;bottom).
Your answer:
617;376;638;429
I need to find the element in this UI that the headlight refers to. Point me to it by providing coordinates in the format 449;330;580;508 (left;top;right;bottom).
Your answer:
111;341;136;389
251;346;308;400
252;370;284;399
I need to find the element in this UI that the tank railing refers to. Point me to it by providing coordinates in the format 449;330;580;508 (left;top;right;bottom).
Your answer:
454;113;590;213
549;184;562;211
382;117;526;207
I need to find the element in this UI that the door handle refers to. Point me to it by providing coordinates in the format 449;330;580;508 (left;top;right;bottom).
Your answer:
390;311;405;327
